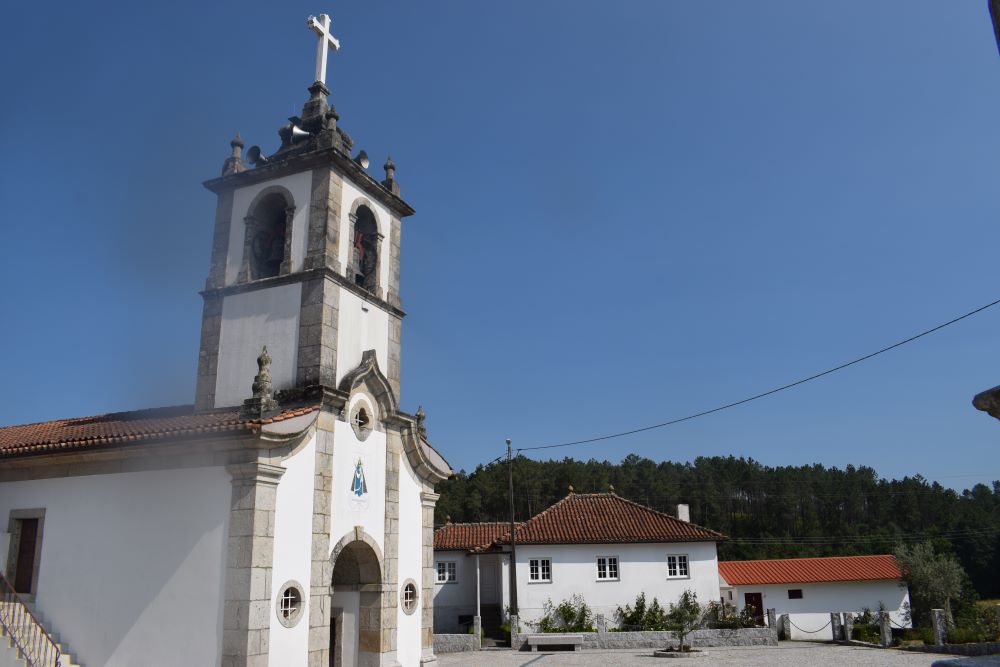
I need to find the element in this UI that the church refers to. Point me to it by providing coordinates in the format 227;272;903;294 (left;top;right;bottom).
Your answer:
0;14;451;667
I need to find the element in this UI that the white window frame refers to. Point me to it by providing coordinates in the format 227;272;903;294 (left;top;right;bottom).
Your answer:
528;557;552;583
666;553;690;579
596;555;619;581
435;561;457;584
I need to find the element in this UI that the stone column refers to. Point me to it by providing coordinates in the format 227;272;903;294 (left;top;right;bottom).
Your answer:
303;166;343;273
595;613;607;635
222;461;284;667
778;614;789;641
932;609;947;645
766;608;776;630
879;611;892;647
296;275;340;388
830;613;842;641
194;293;224;411
473;616;482;650
380;434;401;665
509;614;519;651
420;492;440;665
307;422;336;667
843;614;853;642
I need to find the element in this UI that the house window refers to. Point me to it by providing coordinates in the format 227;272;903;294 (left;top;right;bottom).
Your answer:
666;554;689;579
436;561;457;583
596;556;619;581
528;558;551;582
275;580;305;628
787;589;803;599
400;579;419;615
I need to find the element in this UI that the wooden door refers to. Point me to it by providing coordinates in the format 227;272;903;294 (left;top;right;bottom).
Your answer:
14;519;38;594
743;592;764;626
480;559;498;604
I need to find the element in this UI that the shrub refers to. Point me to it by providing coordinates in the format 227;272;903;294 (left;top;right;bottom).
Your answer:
616;592;668;631
536;595;596;633
947;626;991;644
703;601;759;629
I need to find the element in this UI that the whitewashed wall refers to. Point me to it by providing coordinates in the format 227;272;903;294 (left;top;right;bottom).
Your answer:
433;552;504;632
335;288;390;387
225;172;312;286
723;579;911;640
0;467;231;667
214;283;302;408
268;437;317;662
329;396;386;556
396;455;423;666
514;542;720;628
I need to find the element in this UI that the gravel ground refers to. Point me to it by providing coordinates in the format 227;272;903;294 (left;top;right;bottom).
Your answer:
436;642;973;666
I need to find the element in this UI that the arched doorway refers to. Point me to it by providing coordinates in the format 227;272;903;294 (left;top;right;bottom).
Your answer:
330;538;384;667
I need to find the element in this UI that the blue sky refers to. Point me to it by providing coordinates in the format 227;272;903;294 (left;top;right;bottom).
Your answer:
2;1;999;488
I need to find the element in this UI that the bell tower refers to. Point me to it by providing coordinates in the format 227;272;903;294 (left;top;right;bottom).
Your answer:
193;16;410;413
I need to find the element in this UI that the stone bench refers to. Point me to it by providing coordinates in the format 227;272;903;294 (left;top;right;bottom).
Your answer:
526;634;584;651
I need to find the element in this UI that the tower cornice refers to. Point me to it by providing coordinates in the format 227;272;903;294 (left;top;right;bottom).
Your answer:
202;144;415;219
199;266;407;319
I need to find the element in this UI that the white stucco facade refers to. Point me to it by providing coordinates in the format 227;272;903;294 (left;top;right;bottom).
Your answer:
512;541;720;627
268;435;317;662
0;466;231;667
215;283;302;408
335;287;390;388
432;552;503;633
720;578;911;640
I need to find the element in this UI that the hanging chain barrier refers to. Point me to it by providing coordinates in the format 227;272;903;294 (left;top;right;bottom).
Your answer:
788;618;833;634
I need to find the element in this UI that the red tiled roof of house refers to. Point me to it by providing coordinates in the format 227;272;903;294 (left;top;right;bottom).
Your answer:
0;404;319;458
718;555;903;586
434;522;524;551
472;492;724;550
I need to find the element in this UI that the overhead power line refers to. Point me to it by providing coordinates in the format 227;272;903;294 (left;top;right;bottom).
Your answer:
516;297;1000;454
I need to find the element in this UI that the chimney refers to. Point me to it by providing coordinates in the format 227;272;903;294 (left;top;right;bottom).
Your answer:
677;504;690;522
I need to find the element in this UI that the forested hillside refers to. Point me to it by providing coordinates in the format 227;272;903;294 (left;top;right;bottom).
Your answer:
434;455;1000;598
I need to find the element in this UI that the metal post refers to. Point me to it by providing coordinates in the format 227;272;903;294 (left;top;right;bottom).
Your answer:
506;438;519;618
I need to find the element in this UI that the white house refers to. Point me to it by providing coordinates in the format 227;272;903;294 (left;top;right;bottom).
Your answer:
718;555;911;640
0;15;453;667
433;491;725;632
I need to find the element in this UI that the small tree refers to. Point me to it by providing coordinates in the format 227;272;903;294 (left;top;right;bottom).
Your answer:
895;542;965;627
666;590;702;651
536;594;596;633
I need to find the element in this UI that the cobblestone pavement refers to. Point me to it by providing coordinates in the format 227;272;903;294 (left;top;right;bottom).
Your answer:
437;643;970;666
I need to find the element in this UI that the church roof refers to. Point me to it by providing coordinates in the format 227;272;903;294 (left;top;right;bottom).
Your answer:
718;555;903;586
0;404;319;458
434;522;523;551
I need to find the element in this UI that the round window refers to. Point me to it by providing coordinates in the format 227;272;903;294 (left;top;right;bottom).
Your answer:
400;579;419;615
350;402;374;441
276;581;305;628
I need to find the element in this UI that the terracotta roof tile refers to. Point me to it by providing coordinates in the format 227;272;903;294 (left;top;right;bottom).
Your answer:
434;522;523;551
0;404;319;458
468;493;724;551
718;555;903;586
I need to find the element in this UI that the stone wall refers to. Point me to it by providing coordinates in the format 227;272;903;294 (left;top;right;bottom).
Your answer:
510;627;777;651
433;634;479;653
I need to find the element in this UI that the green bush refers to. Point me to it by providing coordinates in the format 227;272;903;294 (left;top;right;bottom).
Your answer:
616;593;668;631
947;626;991;644
536;595;596;633
665;590;703;650
703;601;759;629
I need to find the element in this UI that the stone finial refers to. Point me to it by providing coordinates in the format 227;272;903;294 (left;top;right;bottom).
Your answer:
382;155;400;195
221;132;247;176
446;515;452;524
240;345;279;419
567;484;574;494
973;385;1000;421
608;484;615;494
415;405;427;438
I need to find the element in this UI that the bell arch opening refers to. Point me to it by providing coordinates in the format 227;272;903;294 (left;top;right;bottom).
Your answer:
351;205;380;293
247;191;292;280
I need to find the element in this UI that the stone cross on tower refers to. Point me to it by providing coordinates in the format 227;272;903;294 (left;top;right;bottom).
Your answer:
307;13;340;86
